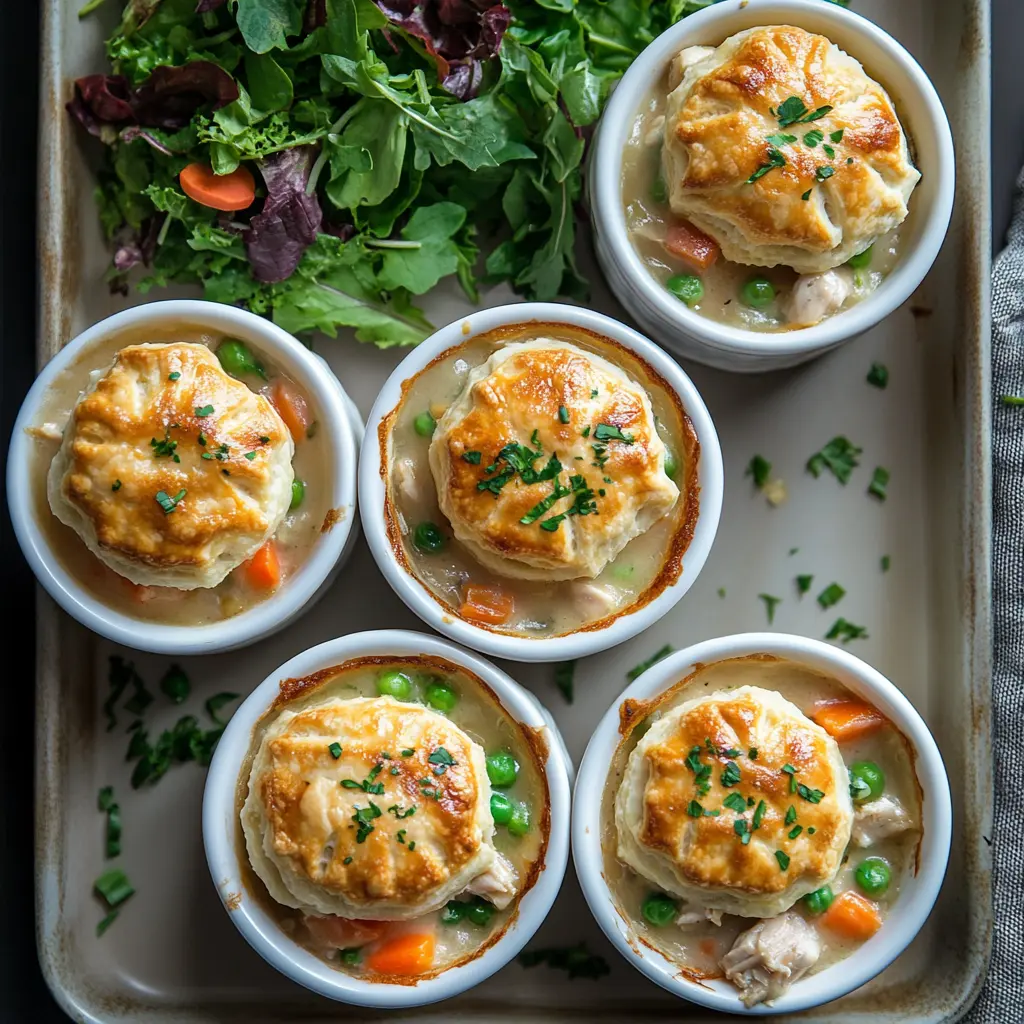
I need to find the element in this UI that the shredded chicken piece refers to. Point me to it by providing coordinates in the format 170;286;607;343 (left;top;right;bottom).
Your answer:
720;912;821;1007
852;795;915;848
786;269;853;327
466;853;518;910
26;422;63;442
667;45;716;91
571;581;619;618
676;905;723;928
394;457;420;503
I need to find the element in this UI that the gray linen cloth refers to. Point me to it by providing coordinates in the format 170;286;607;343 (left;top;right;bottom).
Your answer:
964;169;1024;1020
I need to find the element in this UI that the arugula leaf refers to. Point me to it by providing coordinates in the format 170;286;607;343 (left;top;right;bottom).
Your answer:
234;0;303;54
376;202;467;294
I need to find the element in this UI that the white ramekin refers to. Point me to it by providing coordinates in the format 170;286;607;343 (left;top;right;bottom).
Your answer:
358;302;723;664
590;0;955;373
572;632;952;1014
202;629;572;1008
7;299;362;655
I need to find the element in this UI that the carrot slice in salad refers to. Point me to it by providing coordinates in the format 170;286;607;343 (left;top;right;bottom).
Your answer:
179;163;256;212
365;932;436;976
663;220;721;271
821;891;882;941
810;699;887;742
460;584;514;625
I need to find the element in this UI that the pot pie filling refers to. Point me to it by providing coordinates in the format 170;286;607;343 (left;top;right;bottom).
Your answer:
382;322;699;638
30;325;329;625
622;25;920;331
238;657;549;980
603;657;922;1007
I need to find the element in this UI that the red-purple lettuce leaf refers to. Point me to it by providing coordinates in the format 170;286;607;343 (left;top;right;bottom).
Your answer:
66;75;135;136
130;62;239;128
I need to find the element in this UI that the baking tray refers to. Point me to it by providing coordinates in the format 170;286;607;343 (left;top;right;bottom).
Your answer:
35;0;992;1020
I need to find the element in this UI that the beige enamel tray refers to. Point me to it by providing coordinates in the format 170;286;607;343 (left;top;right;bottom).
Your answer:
35;0;992;1020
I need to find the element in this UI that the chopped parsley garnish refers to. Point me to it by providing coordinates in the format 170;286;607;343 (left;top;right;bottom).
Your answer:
155;489;186;514
477;441;561;496
521;480;572;525
881;555;891;573
759;593;782;625
94;868;135;910
328;742;342;759
244;451;258;461
798;784;825;804
748;747;758;760
96;910;120;937
554;661;575;704
803;128;824;147
519;944;611;980
462;450;482;464
789;825;804;839
98;786;121;859
718;587;726;598
830;129;844;142
817;582;846;609
259;435;270;443
807;436;862;483
815;165;836;182
626;644;673;682
388;804;416;819
390;766;399;775
748;146;786;183
723;792;747;813
593;423;634;444
396;829;407;844
590;389;599;398
752;800;767;830
823;144;836;159
558;405;570;424
159;664;190;704
868;466;890;500
745;454;771;489
776;96;833;126
167;371;181;381
150;434;179;459
785;805;797;825
401;748;415;757
808;827;817;835
685;746;713;797
581;425;591;438
826;617;869;643
782;764;797;793
720;761;742;787
352;801;381;843
539;474;597;532
867;362;889;389
194;405;214;417
343;856;353;865
345;763;385;794
111;480;122;491
734;818;751;845
797;574;814;596
687;800;705;818
775;850;791;871
801;189;813;201
766;132;797;147
847;157;854;164
205;692;239;726
427;747;456;774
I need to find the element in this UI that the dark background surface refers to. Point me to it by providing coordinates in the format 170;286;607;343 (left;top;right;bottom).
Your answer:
1;2;1020;1021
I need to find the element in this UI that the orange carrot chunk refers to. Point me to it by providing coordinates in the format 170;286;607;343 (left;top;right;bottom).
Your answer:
663;220;721;271
365;932;435;976
821;890;882;941
179;163;256;212
244;541;281;590
270;378;312;444
810;699;888;742
460;584;514;625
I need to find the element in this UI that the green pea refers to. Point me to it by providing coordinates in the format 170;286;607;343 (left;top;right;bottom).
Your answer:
666;273;704;307
339;947;362;965
641;893;677;928
650;175;669;204
289;479;305;510
490;792;513;825
376;670;413;700
803;885;834;915
663;449;678;479
506;801;531;837
440;901;464;925
486;752;519;788
413;522;445;554
855;857;891;896
216;339;266;379
426;681;458;713
847;244;874;269
466;900;495;926
848;761;885;803
413;410;436;437
741;277;776;308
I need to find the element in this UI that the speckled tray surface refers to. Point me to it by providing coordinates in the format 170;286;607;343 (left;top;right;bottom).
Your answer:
35;0;992;1020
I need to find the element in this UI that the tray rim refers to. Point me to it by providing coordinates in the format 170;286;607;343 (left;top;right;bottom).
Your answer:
32;0;994;1020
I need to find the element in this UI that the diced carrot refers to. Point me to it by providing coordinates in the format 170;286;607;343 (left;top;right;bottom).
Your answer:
821;890;883;941
460;584;514;625
304;916;389;950
244;541;281;590
270;378;312;444
663;219;721;271
699;937;719;957
365;932;436;976
810;699;888;742
179;163;256;212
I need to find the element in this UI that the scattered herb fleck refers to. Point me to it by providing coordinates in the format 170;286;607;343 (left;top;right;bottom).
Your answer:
868;466;890;500
826;618;869;643
627;644;673;681
746;454;771;489
759;593;782;625
807;436;862;483
817;582;846;609
796;574;814;596
775;850;791;871
519;944;611;981
554;661;575;704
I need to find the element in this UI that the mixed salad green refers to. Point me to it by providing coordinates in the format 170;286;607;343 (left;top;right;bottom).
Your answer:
71;0;716;346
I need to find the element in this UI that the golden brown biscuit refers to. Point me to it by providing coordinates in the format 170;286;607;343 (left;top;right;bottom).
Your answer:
242;697;505;919
427;340;678;581
615;686;853;918
47;343;293;589
661;26;920;273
